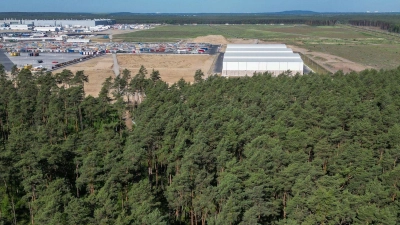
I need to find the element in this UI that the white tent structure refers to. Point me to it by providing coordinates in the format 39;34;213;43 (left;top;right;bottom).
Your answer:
222;44;303;76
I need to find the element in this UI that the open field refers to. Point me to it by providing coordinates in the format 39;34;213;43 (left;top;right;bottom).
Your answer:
301;43;400;70
115;24;400;71
117;54;216;84
53;55;115;97
113;25;223;42
114;24;373;42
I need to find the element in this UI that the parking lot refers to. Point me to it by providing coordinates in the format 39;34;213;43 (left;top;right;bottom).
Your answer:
4;52;83;71
0;50;15;71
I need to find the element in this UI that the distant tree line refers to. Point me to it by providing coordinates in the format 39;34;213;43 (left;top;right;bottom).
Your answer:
348;20;400;33
1;12;400;33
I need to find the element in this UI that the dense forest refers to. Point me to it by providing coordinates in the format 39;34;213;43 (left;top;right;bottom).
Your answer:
1;12;400;33
1;64;400;224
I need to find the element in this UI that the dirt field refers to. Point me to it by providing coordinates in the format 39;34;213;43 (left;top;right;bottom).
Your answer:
288;45;373;73
117;54;216;84
53;55;115;97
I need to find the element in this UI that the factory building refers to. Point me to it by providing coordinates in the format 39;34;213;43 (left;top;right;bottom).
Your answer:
66;39;91;43
0;19;115;28
9;24;31;30
34;27;60;32
222;44;303;76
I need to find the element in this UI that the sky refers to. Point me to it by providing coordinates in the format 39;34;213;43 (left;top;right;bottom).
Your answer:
2;0;399;13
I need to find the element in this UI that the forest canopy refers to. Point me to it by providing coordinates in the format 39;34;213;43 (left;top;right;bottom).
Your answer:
0;64;400;224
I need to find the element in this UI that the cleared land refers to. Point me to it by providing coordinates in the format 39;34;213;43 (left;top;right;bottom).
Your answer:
117;54;216;84
115;24;400;71
53;55;115;97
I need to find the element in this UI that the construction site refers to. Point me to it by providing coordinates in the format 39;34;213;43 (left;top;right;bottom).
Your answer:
0;38;218;71
0;30;314;97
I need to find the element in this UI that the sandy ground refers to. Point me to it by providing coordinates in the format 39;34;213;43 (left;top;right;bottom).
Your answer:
53;55;115;97
117;54;216;84
288;45;373;73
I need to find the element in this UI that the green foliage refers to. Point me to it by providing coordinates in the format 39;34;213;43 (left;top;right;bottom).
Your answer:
1;64;400;224
194;69;204;83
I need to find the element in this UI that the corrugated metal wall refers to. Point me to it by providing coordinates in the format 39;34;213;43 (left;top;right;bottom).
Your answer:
222;44;304;77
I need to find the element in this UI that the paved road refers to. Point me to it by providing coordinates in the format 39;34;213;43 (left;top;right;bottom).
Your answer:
0;49;15;71
213;53;224;73
112;53;120;77
208;45;220;55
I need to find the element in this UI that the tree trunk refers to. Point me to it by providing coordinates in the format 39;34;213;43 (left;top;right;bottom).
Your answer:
78;106;83;131
76;163;80;197
29;201;34;225
283;192;287;219
190;210;194;225
3;178;17;225
156;166;158;187
11;196;17;225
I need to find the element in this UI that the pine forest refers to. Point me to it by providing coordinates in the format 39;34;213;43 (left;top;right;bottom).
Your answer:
1;64;400;224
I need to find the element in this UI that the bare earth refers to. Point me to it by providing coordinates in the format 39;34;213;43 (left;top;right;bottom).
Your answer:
53;55;115;97
117;54;216;84
287;45;373;73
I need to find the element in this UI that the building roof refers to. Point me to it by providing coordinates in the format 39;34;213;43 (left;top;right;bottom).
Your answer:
224;52;301;58
226;44;287;49
226;48;293;53
223;58;303;63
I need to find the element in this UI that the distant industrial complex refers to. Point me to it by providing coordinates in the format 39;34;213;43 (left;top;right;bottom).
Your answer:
0;19;305;76
0;19;116;31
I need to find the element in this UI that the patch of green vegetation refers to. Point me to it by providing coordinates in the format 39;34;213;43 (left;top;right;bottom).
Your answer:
114;24;372;42
303;43;400;69
114;25;224;42
314;56;328;61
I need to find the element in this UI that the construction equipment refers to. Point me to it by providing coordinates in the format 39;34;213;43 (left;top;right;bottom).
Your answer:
23;64;32;70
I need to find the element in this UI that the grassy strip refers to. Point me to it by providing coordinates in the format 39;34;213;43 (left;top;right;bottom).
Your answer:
298;52;332;74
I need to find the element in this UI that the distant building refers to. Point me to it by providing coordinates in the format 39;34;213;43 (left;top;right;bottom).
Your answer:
0;19;115;28
66;39;91;43
34;27;60;32
222;44;304;76
9;24;31;30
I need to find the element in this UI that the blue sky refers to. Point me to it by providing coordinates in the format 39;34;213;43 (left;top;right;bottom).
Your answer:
2;0;399;13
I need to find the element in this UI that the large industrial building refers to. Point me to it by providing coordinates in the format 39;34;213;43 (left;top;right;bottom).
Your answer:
222;44;303;76
1;19;115;28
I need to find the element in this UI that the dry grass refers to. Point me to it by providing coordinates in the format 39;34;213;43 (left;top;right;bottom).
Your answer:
53;55;115;97
117;54;216;84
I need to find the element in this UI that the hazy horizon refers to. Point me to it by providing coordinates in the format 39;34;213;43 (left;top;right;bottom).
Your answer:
1;0;399;13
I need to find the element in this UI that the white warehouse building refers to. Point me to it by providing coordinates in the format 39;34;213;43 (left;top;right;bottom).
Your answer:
222;44;304;76
34;27;60;32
